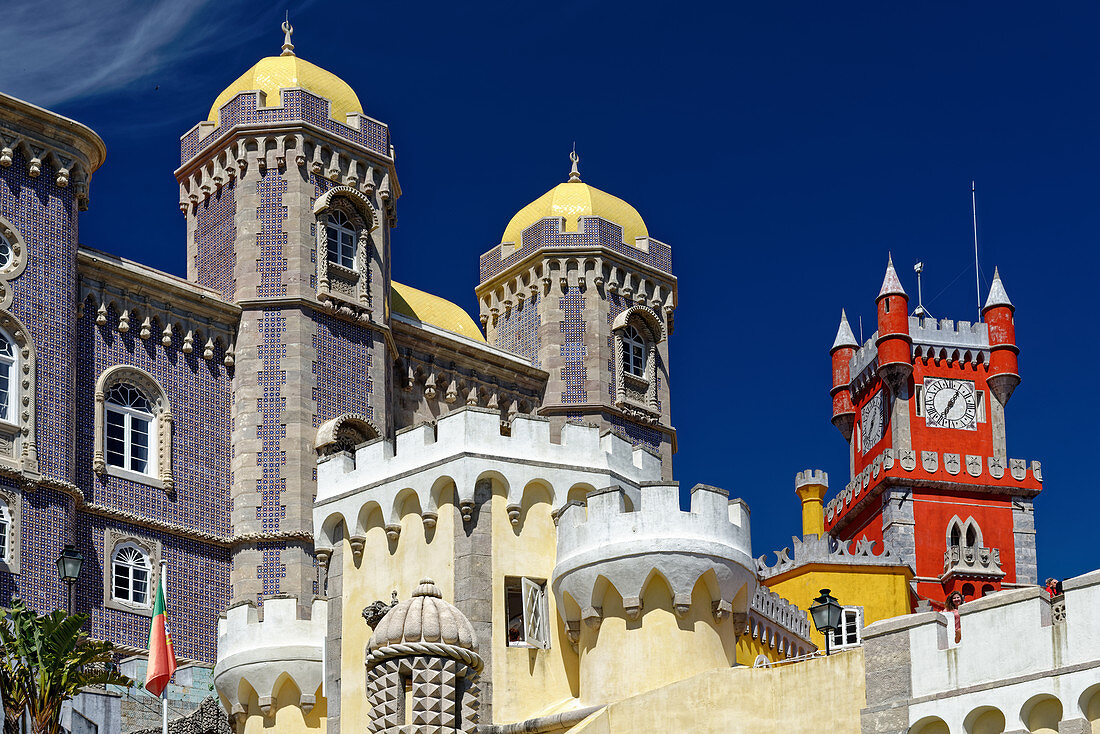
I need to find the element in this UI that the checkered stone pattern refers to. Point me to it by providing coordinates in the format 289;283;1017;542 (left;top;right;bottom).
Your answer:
493;292;541;367
560;288;587;403
256;170;288;298
256;313;287;535
75;302;232;536
259;547;286;597
366;656;480;734
75;514;229;663
0;151;77;481
479;217;673;282
312;312;374;427
181;89;390;163
194;182;237;300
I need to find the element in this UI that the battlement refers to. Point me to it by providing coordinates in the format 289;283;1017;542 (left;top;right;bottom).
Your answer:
794;469;828;489
552;483;756;625
825;448;1042;529
750;586;811;641
756;533;905;579
214;596;326;718
316;407;660;539
848;318;993;391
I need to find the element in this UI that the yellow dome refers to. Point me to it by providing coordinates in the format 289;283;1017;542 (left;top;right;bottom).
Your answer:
501;180;649;246
391;282;485;343
208;55;363;124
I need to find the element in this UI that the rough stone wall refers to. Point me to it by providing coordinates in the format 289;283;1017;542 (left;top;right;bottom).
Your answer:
453;478;493;723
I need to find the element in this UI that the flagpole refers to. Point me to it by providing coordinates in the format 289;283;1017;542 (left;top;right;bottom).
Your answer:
161;561;168;734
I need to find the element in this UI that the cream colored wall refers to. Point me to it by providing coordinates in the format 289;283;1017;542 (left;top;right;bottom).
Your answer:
735;633;789;666
567;647;866;733
490;488;578;722
576;577;737;705
339;496;456;729
764;565;911;650
239;682;327;733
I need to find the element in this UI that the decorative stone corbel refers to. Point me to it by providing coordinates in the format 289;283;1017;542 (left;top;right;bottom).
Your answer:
161;324;174;347
257;696;273;717
506;504;522;526
384;524;401;542
712;599;732;622
118;310;130;333
139;317;152;340
582;606;603;629
423;372;437;399
565;620;580;649
465;385;478;406
460;499;475;523
672;593;692;618
231;703;247;729
622;596;642;621
299;693;315;715
732;612;750;637
182;330;194;354
314;548;331;572
224;343;235;367
421;510;438;530
95;303;108;326
203;338;215;360
310;143;324;174
444;380;458;404
349;535;365;562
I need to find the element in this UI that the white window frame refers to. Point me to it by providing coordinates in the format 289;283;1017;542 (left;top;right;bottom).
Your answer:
622;325;646;378
111;542;152;608
0;329;16;426
104;383;154;476
914;384;924;417
326;209;356;270
0;500;10;564
831;606;863;649
93;366;173;491
505;576;550;649
976;389;986;423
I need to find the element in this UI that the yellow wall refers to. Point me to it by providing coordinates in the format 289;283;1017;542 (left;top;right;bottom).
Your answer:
734;632;801;666
339;496;456;728
567;647;866;734
576;578;738;705
490;488;578;722
764;564;912;650
239;682;327;733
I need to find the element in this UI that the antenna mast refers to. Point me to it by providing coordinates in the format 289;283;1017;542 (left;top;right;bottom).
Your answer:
971;181;981;320
913;261;930;319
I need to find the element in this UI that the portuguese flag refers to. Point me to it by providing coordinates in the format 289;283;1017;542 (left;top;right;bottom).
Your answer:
145;571;177;697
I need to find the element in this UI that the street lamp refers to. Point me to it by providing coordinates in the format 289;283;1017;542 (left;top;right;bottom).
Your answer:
809;588;843;656
56;544;83;615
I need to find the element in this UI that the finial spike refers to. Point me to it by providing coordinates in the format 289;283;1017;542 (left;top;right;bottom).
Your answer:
281;14;295;56
878;252;906;299
568;144;581;183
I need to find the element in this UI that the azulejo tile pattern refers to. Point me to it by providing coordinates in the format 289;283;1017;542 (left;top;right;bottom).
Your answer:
1;151;76;482
607;414;662;454
256;171;288;298
259;547;286;598
194;183;237;300
560;288;587;404
479;216;673;282
312;313;374;426
493;293;541;367
180;89;390;164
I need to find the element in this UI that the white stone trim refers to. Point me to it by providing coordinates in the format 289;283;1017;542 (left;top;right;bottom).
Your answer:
0;487;22;574
103;529;160;616
93;365;173;493
0;216;30;309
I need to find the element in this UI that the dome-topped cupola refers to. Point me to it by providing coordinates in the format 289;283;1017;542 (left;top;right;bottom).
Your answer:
367;578;479;655
501;150;649;246
207;20;363;125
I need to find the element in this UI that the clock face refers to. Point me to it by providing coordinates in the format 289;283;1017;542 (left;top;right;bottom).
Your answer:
923;378;978;430
860;390;885;452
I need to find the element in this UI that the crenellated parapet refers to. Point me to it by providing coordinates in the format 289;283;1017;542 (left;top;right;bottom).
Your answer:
848;318;992;395
756;533;904;580
552;483;755;627
214;595;326;725
314;407;663;551
746;586;814;658
825;447;1042;530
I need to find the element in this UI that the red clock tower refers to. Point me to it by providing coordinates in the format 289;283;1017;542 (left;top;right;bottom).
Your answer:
825;257;1041;606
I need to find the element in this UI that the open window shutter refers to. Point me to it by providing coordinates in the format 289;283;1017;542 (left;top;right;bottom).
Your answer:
522;577;549;649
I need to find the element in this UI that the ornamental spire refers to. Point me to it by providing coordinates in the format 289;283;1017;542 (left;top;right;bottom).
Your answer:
831;309;858;351
568;145;581;183
877;252;906;299
281;14;295;57
983;266;1014;312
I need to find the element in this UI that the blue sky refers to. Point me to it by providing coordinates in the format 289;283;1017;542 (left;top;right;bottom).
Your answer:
5;1;1096;583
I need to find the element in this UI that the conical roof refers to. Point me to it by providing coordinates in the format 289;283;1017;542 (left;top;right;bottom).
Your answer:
982;267;1014;312
878;253;907;299
368;578;478;653
831;309;858;352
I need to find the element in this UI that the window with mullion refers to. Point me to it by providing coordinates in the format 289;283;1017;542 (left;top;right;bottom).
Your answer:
0;334;15;422
622;325;646;378
105;404;153;475
326;210;356;269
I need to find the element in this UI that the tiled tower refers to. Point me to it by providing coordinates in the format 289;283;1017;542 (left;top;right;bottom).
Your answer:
825;258;1041;606
476;154;678;476
176;25;398;610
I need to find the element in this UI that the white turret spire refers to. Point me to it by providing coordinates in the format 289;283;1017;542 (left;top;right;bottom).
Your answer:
878;252;906;298
831;309;858;351
982;266;1014;312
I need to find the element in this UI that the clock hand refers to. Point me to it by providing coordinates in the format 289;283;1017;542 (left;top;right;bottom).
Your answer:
944;389;960;413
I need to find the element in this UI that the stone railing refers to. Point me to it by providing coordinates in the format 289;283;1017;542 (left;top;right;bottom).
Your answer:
942;544;1004;579
756;533;904;580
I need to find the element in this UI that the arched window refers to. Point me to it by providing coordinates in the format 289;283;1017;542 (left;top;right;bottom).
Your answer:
105;383;153;475
0;501;11;563
949;522;962;548
326;209;356;269
0;331;16;423
965;524;978;548
112;544;151;606
622;325;645;377
0;232;12;271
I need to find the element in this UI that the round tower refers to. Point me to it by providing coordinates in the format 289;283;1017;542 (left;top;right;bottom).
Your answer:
875;254;913;392
794;470;828;538
552;483;755;704
830;310;858;440
365;579;483;734
982;267;1020;405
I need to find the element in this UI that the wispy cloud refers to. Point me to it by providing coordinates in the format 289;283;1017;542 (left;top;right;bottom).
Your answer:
0;0;281;108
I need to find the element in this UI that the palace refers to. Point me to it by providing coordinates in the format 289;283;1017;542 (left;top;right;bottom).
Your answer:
0;22;1096;734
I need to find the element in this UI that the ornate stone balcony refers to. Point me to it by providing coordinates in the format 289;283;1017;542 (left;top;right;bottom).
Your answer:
942;544;1004;580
